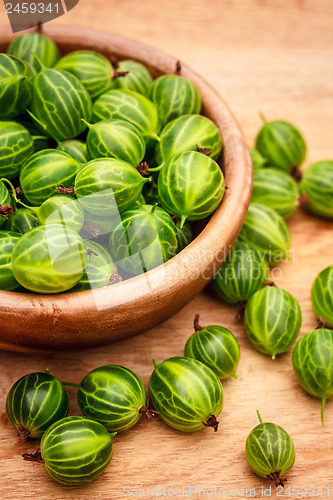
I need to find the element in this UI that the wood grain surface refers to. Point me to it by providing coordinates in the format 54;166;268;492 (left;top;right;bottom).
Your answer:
0;0;332;498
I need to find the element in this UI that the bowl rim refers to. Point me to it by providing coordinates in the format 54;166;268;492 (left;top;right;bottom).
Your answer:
0;25;252;351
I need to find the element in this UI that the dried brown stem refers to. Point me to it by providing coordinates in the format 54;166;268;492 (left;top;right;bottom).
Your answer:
137;161;150;177
113;70;129;80
196;145;213;156
83;224;101;238
110;56;119;70
56;184;75;195
263;281;277;287
87;248;99;260
175;60;182;75
0;204;14;220
291;166;303;182
299;194;311;207
139;400;159;419
22;449;44;464
202;414;219;432
267;471;287;488
194;314;204;331
107;270;123;286
316;317;326;329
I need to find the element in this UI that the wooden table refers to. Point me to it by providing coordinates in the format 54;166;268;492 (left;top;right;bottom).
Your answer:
1;0;333;498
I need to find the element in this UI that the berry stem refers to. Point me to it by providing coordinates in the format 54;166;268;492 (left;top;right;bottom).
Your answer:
194;314;204;331
321;398;326;427
256;410;263;424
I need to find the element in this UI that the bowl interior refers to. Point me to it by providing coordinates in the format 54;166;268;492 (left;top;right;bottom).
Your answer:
0;26;252;352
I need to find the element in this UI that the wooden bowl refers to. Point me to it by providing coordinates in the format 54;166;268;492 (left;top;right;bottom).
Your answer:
0;26;252;352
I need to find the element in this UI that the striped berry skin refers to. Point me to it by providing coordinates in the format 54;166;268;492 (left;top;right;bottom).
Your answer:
0;231;21;291
20;149;81;206
75;158;149;217
55;50;113;99
149;356;223;432
7;224;85;294
86;119;146;166
293;329;333;426
7;33;60;73
299;161;333;219
92;89;160;145
155;114;223;166
311;266;333;328
57;140;88;164
78;365;146;432
252;168;299;219
109;204;178;276
70;241;116;292
244;287;302;359
0;121;34;180
5;209;39;234
246;412;295;486
255;119;306;173
40;416;115;485
212;241;269;305
0;54;32;119
0;180;11;228
109;60;153;95
29;67;92;142
36;195;85;233
238;203;291;265
6;372;69;439
149;74;201;127
158;151;225;227
185;324;240;380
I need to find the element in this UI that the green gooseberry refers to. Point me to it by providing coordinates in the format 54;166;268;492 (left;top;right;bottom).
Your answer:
245;411;295;486
158;151;225;226
29;64;92;141
77;365;146;432
57;140;88;164
299;160;333;219
109;204;178;276
149;74;201;127
0;121;34;179
19;149;82;206
85;119;146;166
75;158;149;217
212;240;269;305
0;230;21;291
154;114;223;168
109;59;153;95
255;117;306;173
6;371;69;439
0;54;32;118
148;356;223;432
7;33;60;72
175;220;193;253
55;50;113;99
311;266;333;329
249;147;267;170
244;286;302;359
0;179;12;228
40;416;115;485
70;241;116;292
184;314;240;379
5;208;39;234
29;195;84;232
0;224;85;294
92;89;160;144
238;203;291;264
251;168;299;219
293;329;333;426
